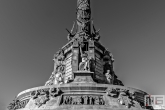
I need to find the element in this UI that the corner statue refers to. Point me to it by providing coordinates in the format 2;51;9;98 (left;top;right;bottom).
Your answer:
103;51;114;84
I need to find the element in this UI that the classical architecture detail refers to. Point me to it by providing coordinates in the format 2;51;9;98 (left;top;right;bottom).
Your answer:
106;87;146;109
29;87;61;108
77;0;91;34
7;98;29;110
8;0;153;110
91;21;101;42
79;52;90;71
49;87;60;97
66;22;76;41
103;50;114;84
45;50;65;86
31;89;50;107
61;95;105;105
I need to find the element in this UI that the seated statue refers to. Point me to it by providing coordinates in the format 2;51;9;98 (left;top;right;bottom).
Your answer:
54;65;65;84
79;52;90;71
54;72;63;84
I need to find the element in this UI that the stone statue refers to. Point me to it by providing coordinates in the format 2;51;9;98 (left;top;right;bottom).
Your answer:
89;57;95;72
54;72;63;84
79;52;90;71
105;72;112;84
45;49;65;85
103;51;114;84
54;64;65;84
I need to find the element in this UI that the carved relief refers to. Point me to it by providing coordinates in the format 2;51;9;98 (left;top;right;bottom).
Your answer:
61;95;105;105
29;87;61;108
106;88;144;109
79;52;90;71
31;89;49;107
45;50;66;86
77;0;91;33
7;98;29;110
49;87;60;97
103;50;114;84
34;94;49;107
117;92;131;108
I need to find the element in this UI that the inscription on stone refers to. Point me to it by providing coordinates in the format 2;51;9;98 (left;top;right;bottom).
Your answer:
60;95;105;105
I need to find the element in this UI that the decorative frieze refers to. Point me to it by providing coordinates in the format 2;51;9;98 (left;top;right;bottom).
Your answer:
106;87;145;109
30;87;61;108
7;98;29;110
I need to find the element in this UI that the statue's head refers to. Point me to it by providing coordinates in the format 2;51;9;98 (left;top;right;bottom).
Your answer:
81;52;88;62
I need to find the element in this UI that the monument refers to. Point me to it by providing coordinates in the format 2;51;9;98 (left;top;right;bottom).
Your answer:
7;0;154;110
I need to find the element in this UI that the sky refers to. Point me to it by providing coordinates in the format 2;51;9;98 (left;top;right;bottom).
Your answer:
0;0;165;109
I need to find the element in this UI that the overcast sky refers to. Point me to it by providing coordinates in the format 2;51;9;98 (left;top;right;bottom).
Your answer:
1;0;165;109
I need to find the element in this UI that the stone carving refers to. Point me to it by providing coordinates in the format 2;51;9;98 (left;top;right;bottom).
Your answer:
7;98;29;110
66;22;76;41
77;0;91;34
106;88;144;109
45;72;55;86
103;51;114;84
79;52;90;71
89;57;95;72
117;91;131;108
30;87;61;108
75;76;93;83
105;73;112;84
49;87;60;97
61;95;105;105
7;99;18;110
54;50;65;84
91;21;100;42
45;50;65;86
106;87;118;98
54;66;64;84
31;89;49;107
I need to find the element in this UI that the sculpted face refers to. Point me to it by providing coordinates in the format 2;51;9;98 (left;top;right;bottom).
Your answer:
82;57;87;62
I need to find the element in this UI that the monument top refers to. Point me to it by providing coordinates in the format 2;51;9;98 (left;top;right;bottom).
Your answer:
7;1;153;110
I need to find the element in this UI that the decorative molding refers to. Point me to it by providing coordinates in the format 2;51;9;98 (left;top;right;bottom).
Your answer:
106;87;145;109
30;87;61;108
7;98;29;110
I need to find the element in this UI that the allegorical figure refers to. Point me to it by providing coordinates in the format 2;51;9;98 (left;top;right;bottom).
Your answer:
79;52;90;71
103;51;114;84
45;49;65;86
89;57;95;72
